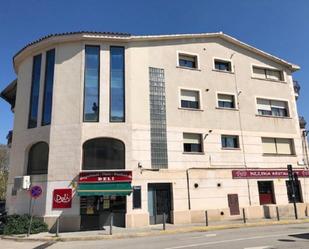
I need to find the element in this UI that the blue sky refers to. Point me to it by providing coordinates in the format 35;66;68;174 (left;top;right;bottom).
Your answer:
0;0;308;144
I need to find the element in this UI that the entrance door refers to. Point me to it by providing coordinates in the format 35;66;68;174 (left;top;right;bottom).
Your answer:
227;194;240;215
258;181;275;205
148;183;172;225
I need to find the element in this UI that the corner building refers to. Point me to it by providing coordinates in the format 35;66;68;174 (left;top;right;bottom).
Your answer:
1;32;309;231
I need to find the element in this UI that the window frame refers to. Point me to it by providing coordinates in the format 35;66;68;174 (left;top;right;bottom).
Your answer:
213;57;234;73
28;53;42;129
27;141;49;175
221;135;240;150
183;132;204;154
83;45;101;123
176;51;200;70
216;92;237;110
41;48;56;126
251;64;285;82
132;186;142;209
110;46;126;123
179;87;202;110
261;137;295;156
255;97;290;118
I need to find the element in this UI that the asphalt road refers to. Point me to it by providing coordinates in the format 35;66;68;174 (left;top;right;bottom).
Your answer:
2;223;309;249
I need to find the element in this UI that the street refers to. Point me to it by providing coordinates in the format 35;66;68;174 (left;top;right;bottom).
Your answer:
2;223;309;249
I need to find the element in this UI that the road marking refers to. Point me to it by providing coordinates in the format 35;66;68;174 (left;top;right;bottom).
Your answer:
244;247;274;249
164;232;297;249
191;234;217;239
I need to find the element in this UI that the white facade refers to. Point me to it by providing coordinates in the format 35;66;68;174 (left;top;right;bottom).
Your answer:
2;32;309;231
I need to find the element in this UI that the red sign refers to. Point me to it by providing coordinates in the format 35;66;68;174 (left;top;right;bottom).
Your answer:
52;189;72;209
79;171;132;183
232;169;309;179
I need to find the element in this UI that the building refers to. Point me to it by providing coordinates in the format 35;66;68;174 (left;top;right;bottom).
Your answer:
1;31;309;231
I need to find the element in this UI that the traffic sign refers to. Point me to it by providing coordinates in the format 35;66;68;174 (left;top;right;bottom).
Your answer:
30;185;42;199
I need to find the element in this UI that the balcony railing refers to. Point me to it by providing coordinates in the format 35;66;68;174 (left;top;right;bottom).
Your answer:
299;116;307;129
294;80;301;97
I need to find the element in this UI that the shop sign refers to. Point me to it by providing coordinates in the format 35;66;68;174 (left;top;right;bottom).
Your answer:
52;189;72;209
232;169;309;179
79;171;132;183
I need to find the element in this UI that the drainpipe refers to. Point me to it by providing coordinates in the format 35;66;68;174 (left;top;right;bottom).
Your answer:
231;53;252;206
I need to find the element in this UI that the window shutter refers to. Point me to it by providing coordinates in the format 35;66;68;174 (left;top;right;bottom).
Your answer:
262;138;277;154
276;138;293;155
183;133;201;144
257;99;271;111
218;94;234;102
181;90;198;102
253;67;266;79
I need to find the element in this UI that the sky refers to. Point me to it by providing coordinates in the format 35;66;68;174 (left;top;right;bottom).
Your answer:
0;0;308;144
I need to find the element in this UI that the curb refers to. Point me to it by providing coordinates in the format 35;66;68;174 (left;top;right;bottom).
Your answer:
2;219;309;242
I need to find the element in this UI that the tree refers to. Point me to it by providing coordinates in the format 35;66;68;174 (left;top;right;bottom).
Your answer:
0;144;9;200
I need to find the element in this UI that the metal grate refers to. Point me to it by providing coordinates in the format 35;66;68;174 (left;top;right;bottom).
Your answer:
149;67;168;169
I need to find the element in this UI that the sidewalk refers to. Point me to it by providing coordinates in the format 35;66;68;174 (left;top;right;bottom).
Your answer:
2;217;309;242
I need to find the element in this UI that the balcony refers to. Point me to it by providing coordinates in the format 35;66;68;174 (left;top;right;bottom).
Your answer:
293;80;300;99
299;116;307;129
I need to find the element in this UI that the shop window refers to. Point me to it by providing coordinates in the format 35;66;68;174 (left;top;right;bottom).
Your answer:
82;138;125;170
27;142;49;175
133;186;142;209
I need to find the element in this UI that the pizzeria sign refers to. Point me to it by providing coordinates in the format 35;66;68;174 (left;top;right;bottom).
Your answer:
232;169;309;179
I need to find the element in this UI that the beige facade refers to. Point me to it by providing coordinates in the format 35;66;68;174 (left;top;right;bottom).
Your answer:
2;32;309;231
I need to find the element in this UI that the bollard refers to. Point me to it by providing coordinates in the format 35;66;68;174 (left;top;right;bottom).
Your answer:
276;206;280;221
163;213;166;230
110;212;113;235
242;208;246;224
56;216;60;237
306;206;308;217
205;210;208;226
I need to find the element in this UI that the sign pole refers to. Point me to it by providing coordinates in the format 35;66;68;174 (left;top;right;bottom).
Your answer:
27;198;35;237
287;165;298;219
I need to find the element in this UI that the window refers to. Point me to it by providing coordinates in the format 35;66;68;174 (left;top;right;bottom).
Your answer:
133;186;142;209
221;135;239;149
214;59;232;72
218;94;235;109
82;138;125;170
257;98;289;117
183;133;203;153
252;66;284;81
110;46;125;122
262;137;294;155
27;142;49;175
83;45;100;122
180;89;200;109
178;53;198;69
28;54;42;128
42;49;55;126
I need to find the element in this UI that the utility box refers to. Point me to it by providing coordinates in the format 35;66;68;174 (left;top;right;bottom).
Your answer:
13;176;31;190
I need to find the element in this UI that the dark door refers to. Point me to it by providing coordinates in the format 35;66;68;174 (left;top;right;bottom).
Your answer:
227;194;240;215
258;181;275;205
148;183;172;225
286;180;303;203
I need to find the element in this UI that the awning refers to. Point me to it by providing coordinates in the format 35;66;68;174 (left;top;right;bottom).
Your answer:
77;182;132;196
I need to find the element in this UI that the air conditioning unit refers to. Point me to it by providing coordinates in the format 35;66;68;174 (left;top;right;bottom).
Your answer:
14;176;31;190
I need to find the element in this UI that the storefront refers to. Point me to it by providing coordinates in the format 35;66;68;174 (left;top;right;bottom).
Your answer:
77;171;132;230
